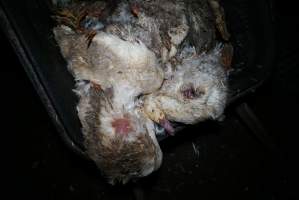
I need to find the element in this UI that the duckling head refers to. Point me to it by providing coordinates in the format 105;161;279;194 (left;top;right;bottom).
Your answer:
144;45;228;125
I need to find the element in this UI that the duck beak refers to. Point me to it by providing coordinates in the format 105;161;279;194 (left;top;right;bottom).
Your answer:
143;100;175;135
158;117;175;136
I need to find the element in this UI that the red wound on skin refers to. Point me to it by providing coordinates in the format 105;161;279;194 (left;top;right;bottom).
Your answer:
111;118;133;135
182;86;196;99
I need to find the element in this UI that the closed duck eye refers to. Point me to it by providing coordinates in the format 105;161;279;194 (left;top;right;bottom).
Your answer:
181;84;205;99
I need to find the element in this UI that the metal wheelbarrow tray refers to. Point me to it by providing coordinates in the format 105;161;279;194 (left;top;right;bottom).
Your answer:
0;0;274;158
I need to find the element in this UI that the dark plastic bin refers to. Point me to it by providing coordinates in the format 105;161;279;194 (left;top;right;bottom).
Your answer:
0;0;275;158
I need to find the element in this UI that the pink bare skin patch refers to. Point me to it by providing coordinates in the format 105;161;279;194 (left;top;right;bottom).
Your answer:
159;118;175;136
111;118;133;135
181;85;205;100
181;86;196;99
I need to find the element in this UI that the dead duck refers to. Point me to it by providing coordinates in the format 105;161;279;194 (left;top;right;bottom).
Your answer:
142;0;231;129
74;80;162;184
53;1;164;184
53;25;163;183
144;44;228;126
